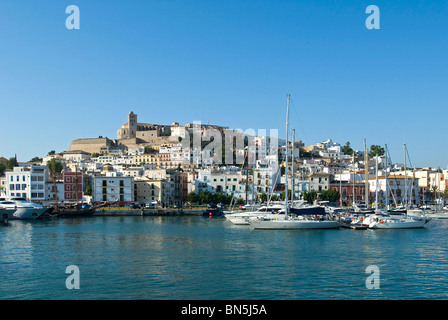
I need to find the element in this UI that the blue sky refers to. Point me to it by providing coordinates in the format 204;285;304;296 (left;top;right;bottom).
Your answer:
0;0;447;168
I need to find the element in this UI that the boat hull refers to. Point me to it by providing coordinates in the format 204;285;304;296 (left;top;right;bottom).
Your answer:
369;218;429;229
0;208;16;221
225;213;286;225
11;207;47;219
249;218;341;230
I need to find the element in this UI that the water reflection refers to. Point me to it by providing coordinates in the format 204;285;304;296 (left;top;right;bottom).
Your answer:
1;217;448;299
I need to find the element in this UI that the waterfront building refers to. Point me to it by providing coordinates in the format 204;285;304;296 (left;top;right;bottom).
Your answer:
92;176;134;203
134;178;165;204
308;173;332;193
63;172;84;204
253;155;280;199
5;165;48;202
368;175;420;206
45;180;64;205
144;169;188;206
329;181;365;205
195;169;242;195
0;177;6;196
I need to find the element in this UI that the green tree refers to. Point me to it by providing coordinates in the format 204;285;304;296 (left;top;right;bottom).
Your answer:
198;190;213;204
7;156;18;169
47;159;63;178
29;156;42;163
0;163;6;176
48;150;56;155
342;142;353;156
84;185;92;196
187;192;199;204
47;159;63;206
259;192;268;203
320;189;340;203
369;145;385;157
303;190;318;205
236;198;245;205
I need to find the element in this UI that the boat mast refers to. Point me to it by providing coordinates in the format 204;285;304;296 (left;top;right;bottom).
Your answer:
385;144;389;209
375;154;379;211
404;144;407;208
364;138;369;208
291;128;295;207
352;152;355;210
285;94;290;220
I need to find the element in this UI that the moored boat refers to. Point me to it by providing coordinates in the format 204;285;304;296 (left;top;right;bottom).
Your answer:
0;197;48;219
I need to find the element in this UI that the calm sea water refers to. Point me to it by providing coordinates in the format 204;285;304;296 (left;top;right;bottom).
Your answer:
1;215;448;300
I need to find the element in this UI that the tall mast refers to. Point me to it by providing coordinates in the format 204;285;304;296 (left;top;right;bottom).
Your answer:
291;128;295;206
385;144;389;209
375;154;379;211
404;144;407;208
352;152;355;210
364;138;369;208
285;94;290;220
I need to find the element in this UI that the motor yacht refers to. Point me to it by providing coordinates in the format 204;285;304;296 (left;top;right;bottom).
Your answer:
0;197;48;219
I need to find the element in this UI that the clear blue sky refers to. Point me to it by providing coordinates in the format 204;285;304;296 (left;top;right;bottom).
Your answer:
0;0;447;168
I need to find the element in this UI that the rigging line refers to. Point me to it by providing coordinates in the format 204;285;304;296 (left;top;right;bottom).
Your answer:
289;96;308;145
405;145;413;169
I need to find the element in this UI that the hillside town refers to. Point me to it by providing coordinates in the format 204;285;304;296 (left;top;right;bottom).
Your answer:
1;111;447;209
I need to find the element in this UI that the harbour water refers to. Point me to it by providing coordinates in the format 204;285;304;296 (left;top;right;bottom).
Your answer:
1;215;448;300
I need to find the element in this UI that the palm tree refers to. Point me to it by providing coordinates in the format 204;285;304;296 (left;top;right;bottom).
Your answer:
47;159;63;207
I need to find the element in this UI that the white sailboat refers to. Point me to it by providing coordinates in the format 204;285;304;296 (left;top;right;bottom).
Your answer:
225;204;285;225
367;214;429;229
360;146;430;229
248;94;341;230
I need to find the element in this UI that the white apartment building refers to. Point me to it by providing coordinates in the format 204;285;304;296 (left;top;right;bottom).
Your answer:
95;155;135;166
368;175;420;205
195;169;243;194
5;165;48;202
93;176;134;203
253;155;280;198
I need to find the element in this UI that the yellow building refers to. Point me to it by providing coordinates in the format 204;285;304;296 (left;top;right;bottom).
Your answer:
134;178;165;204
134;154;160;167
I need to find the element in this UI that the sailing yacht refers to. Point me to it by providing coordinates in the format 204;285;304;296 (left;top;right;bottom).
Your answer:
248;94;341;230
0;197;48;219
225;204;285;225
367;214;430;229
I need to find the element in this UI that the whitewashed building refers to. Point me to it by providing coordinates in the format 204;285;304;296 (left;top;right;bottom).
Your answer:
4;165;48;202
92;176;134;203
